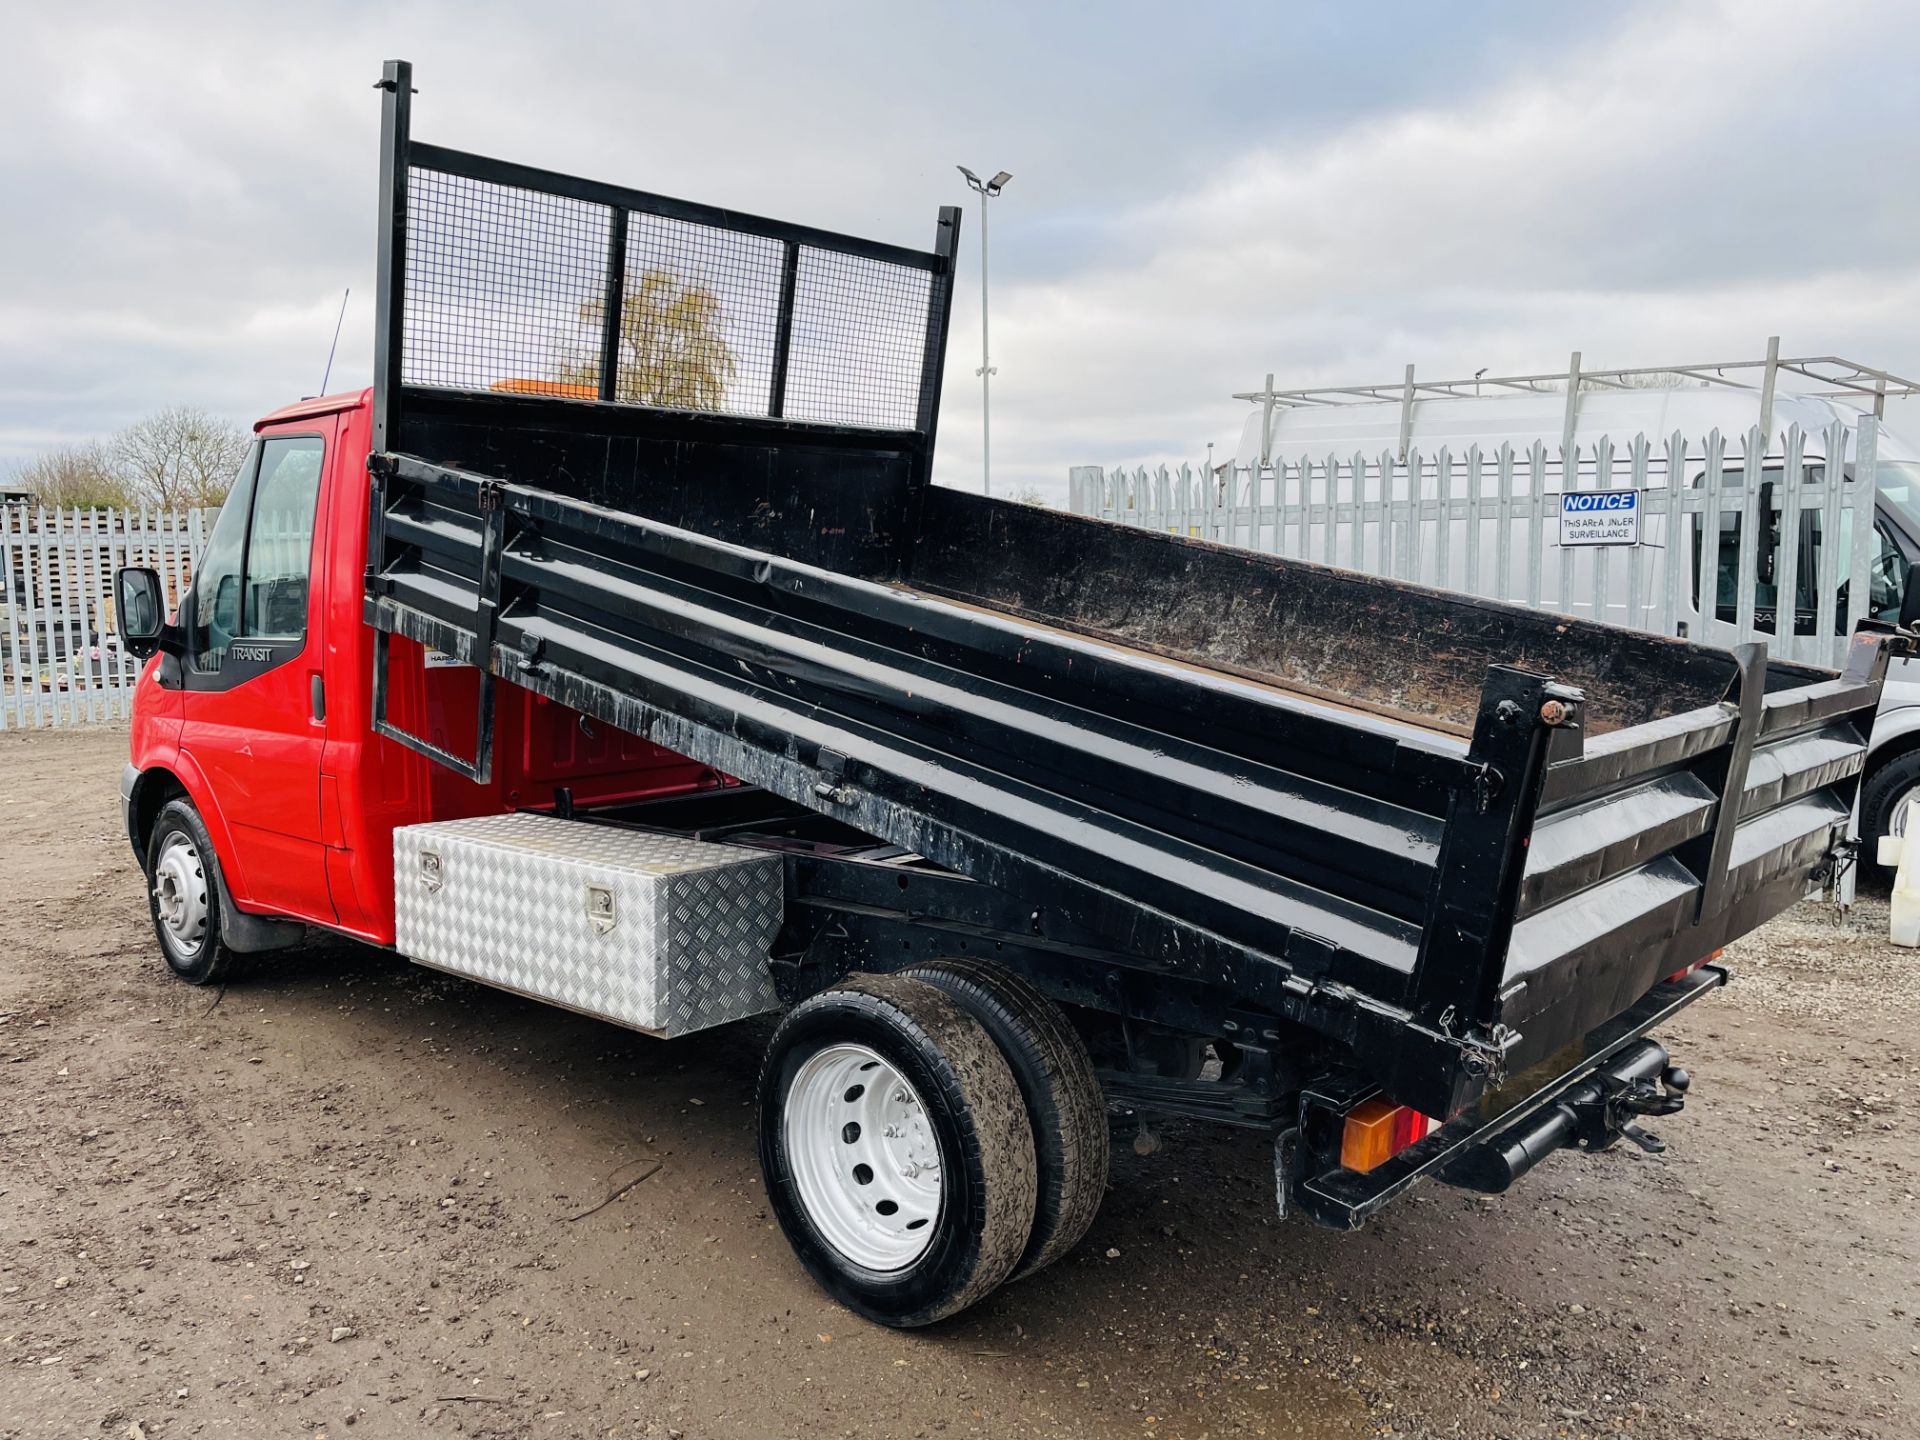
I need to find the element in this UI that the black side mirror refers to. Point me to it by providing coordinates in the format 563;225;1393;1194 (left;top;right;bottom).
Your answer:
115;566;169;659
1901;563;1920;630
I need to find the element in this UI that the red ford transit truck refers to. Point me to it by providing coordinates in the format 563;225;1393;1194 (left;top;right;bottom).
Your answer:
112;61;1906;1327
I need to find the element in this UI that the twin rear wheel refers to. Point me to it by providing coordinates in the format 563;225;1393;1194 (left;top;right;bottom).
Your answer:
758;963;1108;1327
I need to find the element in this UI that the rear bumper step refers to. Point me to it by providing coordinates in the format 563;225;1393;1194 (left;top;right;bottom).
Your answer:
1283;964;1726;1229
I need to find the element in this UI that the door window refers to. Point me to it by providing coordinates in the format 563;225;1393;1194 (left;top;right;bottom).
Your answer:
1867;519;1909;623
190;443;261;671
188;435;324;672
242;437;325;638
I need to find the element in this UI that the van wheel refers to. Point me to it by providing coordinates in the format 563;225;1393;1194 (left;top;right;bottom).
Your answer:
146;800;238;986
905;959;1108;1279
1861;749;1920;871
758;973;1036;1327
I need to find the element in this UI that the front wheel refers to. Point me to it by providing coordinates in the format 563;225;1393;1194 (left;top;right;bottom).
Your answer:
145;799;238;986
758;973;1037;1327
1861;749;1920;872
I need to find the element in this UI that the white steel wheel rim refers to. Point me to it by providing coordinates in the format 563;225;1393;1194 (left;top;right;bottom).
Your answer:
153;831;210;956
783;1042;943;1272
1892;786;1920;839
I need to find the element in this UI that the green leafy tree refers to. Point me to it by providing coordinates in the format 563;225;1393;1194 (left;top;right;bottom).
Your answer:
558;269;737;410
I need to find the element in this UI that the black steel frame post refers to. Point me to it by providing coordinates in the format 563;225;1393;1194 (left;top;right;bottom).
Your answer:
910;206;963;485
768;241;799;418
1397;665;1581;1106
371;61;412;464
366;60;413;606
596;210;629;403
895;205;961;577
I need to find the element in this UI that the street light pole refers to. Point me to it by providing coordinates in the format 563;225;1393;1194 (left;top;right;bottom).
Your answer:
957;166;1011;496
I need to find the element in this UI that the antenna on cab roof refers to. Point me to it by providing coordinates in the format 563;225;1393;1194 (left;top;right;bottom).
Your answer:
319;287;350;395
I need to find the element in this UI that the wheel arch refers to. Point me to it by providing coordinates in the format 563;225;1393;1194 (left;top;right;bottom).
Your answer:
1867;701;1920;770
126;765;189;860
130;764;305;954
1861;725;1920;824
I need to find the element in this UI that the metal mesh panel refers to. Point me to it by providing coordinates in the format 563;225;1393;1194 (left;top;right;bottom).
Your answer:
401;163;938;431
785;248;935;430
404;169;611;395
618;212;784;416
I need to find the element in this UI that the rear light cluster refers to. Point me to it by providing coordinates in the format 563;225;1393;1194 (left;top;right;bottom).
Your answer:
1340;1098;1434;1174
1334;944;1724;1177
1664;947;1725;985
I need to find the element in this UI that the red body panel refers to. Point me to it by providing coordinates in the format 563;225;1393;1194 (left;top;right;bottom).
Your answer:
126;390;722;946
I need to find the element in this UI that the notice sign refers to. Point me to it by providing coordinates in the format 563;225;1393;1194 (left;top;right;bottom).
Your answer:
1558;490;1640;547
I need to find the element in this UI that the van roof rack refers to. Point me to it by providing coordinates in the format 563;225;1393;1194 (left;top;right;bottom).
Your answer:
1234;343;1920;415
1232;340;1920;463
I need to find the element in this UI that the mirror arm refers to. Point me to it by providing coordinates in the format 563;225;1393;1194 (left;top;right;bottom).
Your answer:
154;621;187;659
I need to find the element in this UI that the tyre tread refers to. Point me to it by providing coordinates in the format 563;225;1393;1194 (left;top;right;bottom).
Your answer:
905;958;1108;1279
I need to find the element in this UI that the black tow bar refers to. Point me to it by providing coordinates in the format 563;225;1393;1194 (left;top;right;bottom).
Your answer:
1284;967;1723;1229
1442;1038;1691;1194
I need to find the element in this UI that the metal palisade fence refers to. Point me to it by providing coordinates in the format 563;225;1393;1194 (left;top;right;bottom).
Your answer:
1070;418;1882;670
0;505;208;728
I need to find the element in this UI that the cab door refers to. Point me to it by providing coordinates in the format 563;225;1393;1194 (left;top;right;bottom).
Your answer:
179;425;336;923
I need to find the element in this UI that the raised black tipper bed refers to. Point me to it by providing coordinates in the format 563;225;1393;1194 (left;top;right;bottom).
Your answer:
359;60;1901;1318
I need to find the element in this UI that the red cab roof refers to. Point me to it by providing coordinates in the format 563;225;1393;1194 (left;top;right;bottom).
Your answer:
255;388;371;431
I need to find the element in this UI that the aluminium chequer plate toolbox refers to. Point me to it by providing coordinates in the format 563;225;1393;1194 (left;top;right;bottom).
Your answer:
392;812;784;1036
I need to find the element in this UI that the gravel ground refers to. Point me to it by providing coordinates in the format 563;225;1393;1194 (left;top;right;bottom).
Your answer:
1;724;1915;1439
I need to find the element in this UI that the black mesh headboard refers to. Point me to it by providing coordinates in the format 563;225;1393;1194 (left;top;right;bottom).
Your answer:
370;60;960;577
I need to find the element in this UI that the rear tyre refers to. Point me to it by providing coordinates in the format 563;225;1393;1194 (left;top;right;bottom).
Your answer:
145;799;238;987
1861;749;1920;872
904;958;1108;1279
758;973;1037;1327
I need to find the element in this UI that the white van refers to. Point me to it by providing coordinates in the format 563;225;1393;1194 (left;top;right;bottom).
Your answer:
1224;366;1920;863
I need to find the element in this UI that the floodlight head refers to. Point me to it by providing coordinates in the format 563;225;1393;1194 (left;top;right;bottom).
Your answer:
988;170;1013;193
957;165;983;191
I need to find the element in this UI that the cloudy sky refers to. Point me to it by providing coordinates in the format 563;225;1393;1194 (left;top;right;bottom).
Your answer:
2;0;1916;502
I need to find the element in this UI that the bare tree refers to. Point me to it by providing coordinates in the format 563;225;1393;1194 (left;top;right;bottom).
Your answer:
13;441;135;509
113;406;251;508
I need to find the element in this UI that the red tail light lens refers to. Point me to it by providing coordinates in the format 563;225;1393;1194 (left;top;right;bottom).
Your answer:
1665;947;1724;985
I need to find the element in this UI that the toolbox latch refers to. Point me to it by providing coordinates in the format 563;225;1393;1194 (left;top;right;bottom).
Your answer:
586;885;618;935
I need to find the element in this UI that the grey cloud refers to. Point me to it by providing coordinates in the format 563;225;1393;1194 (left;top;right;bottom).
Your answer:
2;0;1913;518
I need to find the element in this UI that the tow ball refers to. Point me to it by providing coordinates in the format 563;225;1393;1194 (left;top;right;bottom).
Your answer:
1573;1059;1691;1155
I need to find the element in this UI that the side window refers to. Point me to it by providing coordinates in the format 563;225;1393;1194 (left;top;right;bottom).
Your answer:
243;437;325;639
1692;467;1814;631
188;435;324;673
191;443;262;671
1869;520;1909;624
1812;507;1906;631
